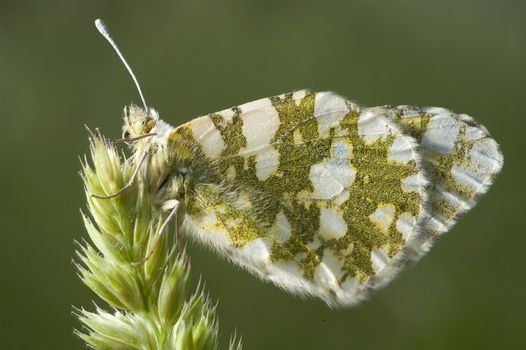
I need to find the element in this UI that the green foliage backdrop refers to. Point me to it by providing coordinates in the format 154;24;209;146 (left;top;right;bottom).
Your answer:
1;1;524;349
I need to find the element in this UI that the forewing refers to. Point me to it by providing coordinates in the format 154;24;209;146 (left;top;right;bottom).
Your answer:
176;91;429;306
383;105;504;251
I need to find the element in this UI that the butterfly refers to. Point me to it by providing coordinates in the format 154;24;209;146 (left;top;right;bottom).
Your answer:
93;19;503;307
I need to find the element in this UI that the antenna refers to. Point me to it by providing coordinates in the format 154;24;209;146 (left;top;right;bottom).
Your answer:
95;18;148;111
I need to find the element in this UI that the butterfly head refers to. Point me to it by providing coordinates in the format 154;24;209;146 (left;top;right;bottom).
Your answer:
122;104;158;139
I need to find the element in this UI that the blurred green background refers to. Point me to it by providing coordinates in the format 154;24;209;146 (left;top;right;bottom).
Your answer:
1;0;525;349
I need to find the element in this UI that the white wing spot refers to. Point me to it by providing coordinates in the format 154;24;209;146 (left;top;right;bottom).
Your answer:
470;138;503;172
310;163;345;200
341;276;359;293
319;208;347;240
371;248;390;273
341;242;354;256
217;107;236;123
451;164;482;191
239;97;273;113
239;98;280;179
389;136;415;164
234;191;253;210
198;212;232;246
293;128;303;144
270;211;292;244
421;113;460;154
465;125;485;141
191;115;225;158
402;173;425;193
309;140;356;200
240;238;271;264
292;90;308;105
255;147;279;180
307;237;322;250
396;212;417;241
315;92;349;137
369;204;396;233
321;249;345;281
358;110;392;144
314;260;339;291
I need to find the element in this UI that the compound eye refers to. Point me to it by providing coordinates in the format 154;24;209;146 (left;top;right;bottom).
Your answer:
122;130;130;140
144;119;156;133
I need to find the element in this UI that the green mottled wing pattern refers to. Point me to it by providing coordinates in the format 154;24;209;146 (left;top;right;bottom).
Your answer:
171;90;502;306
387;105;503;251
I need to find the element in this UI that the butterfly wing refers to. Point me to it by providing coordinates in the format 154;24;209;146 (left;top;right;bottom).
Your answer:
173;90;501;306
384;105;504;249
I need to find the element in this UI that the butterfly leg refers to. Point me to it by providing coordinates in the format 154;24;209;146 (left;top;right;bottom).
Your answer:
132;199;180;266
91;148;149;199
